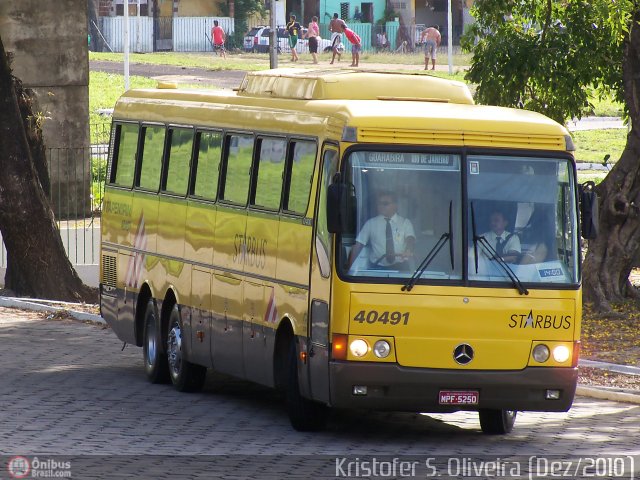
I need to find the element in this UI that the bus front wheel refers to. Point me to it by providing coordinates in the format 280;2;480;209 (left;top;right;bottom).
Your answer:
479;409;517;434
167;305;207;392
286;341;328;431
143;299;169;384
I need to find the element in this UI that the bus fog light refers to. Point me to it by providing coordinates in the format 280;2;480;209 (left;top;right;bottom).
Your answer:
553;345;571;363
349;339;369;357
532;344;550;363
353;385;368;395
373;340;391;358
546;389;561;400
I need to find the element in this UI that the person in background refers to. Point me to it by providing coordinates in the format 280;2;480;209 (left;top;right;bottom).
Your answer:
343;26;361;67
307;16;320;64
420;25;441;70
211;20;226;59
286;14;301;62
329;13;346;64
353;6;362;21
376;31;389;51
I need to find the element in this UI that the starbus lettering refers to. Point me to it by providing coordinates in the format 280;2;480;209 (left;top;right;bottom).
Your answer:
508;310;571;329
233;233;267;268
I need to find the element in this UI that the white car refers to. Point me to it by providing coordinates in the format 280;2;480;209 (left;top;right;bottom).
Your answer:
246;26;333;54
243;26;268;52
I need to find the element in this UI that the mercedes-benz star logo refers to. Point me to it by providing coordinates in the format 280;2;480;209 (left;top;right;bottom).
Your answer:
453;343;474;365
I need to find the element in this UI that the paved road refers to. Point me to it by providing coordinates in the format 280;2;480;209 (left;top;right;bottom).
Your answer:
1;307;639;478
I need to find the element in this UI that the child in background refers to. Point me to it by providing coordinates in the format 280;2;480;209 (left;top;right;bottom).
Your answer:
343;27;361;67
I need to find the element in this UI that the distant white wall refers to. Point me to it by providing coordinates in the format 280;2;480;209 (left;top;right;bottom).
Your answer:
99;16;235;52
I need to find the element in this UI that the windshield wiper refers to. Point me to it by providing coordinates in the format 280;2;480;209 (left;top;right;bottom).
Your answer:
403;201;454;292
470;203;529;296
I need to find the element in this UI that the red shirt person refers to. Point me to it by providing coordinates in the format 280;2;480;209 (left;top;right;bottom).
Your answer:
343;27;361;67
211;20;226;59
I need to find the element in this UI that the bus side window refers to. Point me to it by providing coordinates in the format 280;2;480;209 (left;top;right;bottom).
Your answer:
286;140;317;215
163;127;193;196
221;133;253;205
252;136;286;210
192;130;222;200
111;123;139;188
137;124;166;191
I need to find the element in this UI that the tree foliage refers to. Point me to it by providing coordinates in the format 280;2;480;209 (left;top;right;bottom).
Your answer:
461;0;628;124
219;0;266;47
462;0;640;312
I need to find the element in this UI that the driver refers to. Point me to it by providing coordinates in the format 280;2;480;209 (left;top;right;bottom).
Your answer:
348;191;415;270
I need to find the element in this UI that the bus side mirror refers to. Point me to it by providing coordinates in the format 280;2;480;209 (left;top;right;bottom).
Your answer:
579;181;599;240
327;181;356;234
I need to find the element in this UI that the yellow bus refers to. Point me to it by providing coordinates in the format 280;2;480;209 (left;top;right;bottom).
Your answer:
100;69;597;434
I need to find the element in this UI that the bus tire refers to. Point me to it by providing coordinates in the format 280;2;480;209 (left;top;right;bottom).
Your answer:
167;305;207;392
479;409;517;434
286;341;328;431
143;299;169;384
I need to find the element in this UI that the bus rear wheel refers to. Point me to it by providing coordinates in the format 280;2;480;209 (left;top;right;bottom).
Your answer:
479;409;517;434
286;341;328;431
167;305;207;392
143;299;169;384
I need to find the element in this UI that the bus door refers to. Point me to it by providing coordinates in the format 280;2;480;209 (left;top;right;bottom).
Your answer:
211;133;253;379
307;146;338;403
242;136;285;385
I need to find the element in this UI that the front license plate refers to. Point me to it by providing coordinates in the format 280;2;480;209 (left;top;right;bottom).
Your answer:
438;390;479;405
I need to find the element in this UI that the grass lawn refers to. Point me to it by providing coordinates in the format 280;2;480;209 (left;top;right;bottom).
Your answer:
89;53;625;185
573;128;627;164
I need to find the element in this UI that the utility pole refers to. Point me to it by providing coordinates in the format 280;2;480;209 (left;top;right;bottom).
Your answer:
447;0;453;74
124;0;130;89
269;0;278;68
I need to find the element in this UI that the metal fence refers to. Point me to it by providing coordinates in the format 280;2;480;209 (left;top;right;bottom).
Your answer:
0;123;110;271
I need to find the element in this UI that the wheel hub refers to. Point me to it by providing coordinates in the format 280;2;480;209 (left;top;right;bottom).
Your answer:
167;325;182;376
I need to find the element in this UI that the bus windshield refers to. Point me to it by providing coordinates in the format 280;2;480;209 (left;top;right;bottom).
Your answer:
338;150;579;287
467;155;579;286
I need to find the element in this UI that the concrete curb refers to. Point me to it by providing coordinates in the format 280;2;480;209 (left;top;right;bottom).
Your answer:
576;385;640;405
0;296;105;325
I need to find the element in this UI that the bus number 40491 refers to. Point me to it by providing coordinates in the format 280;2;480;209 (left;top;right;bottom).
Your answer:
353;310;410;325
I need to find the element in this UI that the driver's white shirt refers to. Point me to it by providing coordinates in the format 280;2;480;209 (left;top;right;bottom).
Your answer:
355;213;415;266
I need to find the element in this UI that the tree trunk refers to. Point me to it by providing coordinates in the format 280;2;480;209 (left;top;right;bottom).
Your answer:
582;9;640;312
0;34;96;302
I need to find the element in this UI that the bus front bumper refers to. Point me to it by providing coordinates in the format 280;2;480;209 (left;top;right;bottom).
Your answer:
329;362;577;412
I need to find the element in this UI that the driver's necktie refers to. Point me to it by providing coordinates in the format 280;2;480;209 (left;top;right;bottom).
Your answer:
385;218;395;264
496;236;504;256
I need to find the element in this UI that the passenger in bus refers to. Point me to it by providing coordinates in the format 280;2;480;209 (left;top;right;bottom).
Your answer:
519;210;553;264
348;191;416;270
481;210;521;263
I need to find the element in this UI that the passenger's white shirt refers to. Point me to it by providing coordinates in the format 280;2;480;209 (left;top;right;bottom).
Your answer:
480;230;521;258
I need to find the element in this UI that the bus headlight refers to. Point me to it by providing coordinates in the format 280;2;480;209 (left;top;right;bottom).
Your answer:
373;340;391;358
532;344;550;363
349;339;369;357
553;345;571;363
